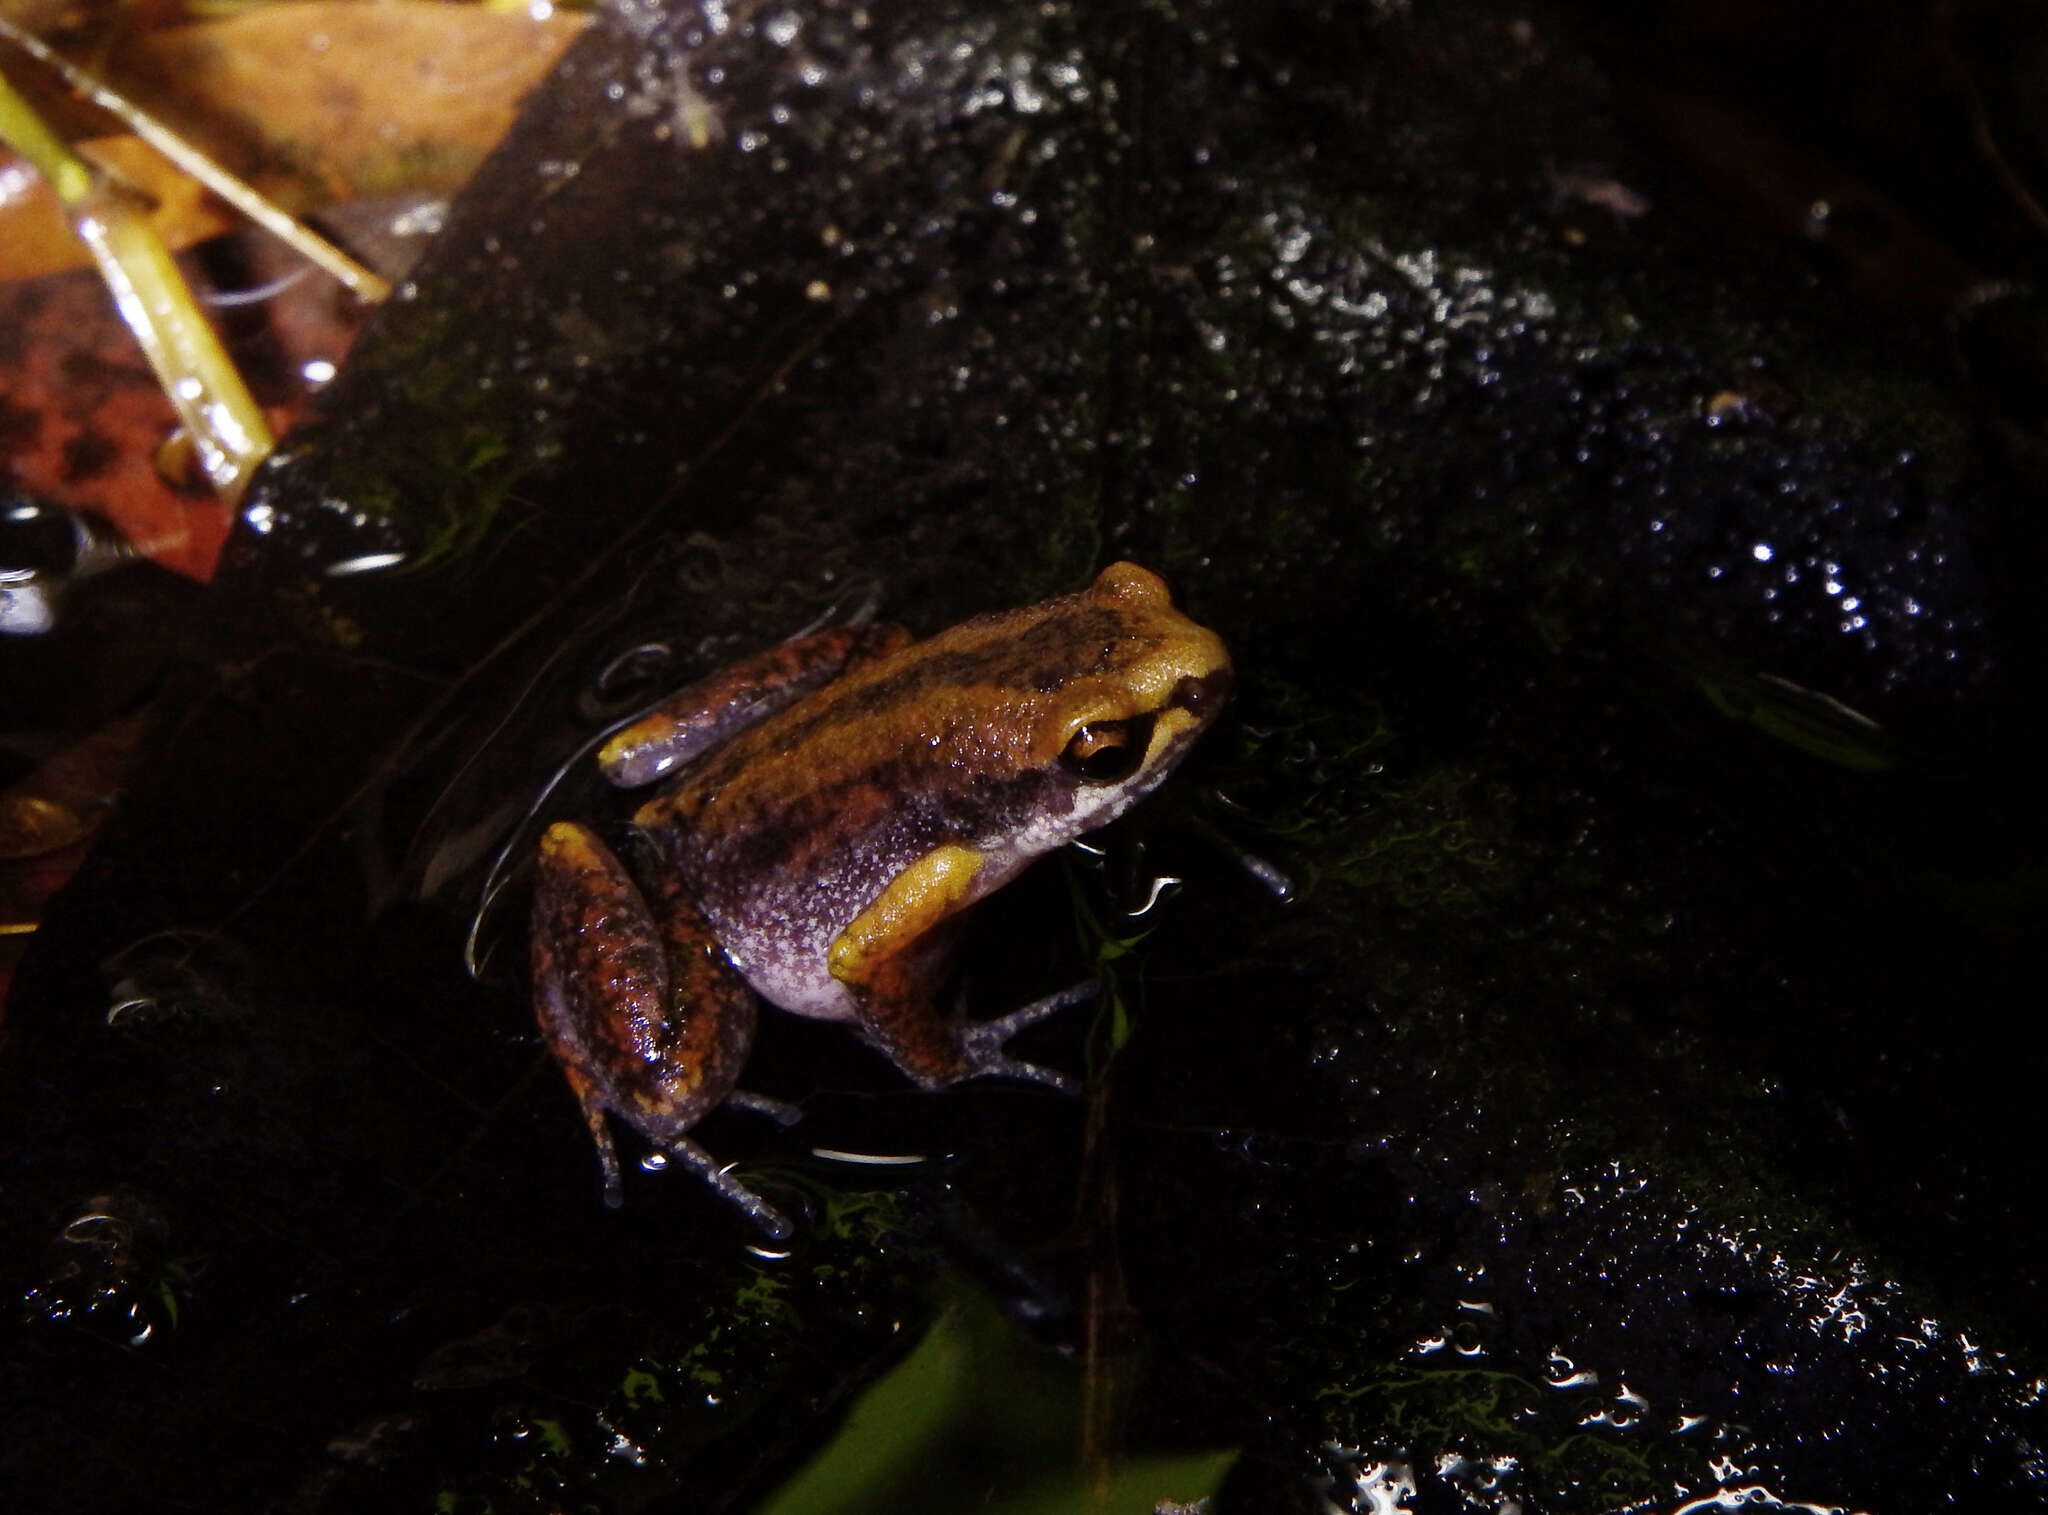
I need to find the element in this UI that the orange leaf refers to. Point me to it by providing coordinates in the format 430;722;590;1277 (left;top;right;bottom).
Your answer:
0;267;232;579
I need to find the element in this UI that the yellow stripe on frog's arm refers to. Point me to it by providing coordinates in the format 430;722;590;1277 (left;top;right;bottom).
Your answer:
828;844;986;985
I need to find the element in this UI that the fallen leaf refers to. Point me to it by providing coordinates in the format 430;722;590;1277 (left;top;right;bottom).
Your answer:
0;133;237;282
0;2;584;279
0;266;232;578
105;0;588;209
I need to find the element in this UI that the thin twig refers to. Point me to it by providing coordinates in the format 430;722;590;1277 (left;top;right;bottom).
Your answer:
0;14;391;300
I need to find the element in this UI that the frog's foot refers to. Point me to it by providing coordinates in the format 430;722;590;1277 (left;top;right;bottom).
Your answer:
726;1089;804;1126
532;821;774;1226
663;1138;794;1240
957;979;1097;1094
579;1107;790;1236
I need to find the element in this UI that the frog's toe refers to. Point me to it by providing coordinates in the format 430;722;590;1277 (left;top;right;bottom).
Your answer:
957;979;1097;1092
976;979;1098;1039
593;1125;626;1211
665;1138;794;1239
726;1089;805;1127
971;1052;1082;1095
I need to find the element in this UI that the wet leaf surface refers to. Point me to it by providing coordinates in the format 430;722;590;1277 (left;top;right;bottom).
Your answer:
0;1;585;279
0;132;233;283
101;0;586;204
0;266;230;577
3;1;2047;1512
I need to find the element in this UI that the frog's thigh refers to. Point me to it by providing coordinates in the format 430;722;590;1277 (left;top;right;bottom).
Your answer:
827;843;985;1086
532;823;757;1142
598;622;913;786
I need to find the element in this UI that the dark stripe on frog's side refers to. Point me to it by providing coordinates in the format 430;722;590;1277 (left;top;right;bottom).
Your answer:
665;758;1076;928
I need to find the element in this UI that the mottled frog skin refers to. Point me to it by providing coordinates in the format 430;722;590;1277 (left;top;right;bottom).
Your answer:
531;563;1231;1233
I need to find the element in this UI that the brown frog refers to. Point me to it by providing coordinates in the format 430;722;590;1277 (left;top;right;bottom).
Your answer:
531;563;1231;1234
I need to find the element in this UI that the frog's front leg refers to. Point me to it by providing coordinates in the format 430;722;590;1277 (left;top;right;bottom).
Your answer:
826;844;1088;1093
531;822;791;1236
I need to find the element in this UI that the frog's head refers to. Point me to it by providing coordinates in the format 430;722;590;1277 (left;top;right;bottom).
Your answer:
1043;559;1229;800
971;561;1231;855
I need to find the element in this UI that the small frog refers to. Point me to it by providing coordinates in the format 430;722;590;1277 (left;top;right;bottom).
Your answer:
530;563;1231;1233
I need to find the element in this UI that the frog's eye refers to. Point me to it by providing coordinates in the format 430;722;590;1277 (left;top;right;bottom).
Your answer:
1059;715;1154;783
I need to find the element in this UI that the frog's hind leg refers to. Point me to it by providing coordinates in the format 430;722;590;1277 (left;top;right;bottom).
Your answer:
598;622;913;787
531;822;786;1233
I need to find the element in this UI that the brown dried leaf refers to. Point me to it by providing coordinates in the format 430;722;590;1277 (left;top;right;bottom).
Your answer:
0;265;234;578
0;1;585;279
105;0;587;207
0;133;234;280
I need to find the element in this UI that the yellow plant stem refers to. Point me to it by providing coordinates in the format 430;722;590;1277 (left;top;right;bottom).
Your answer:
0;14;390;301
72;184;275;498
0;62;89;200
0;62;274;501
